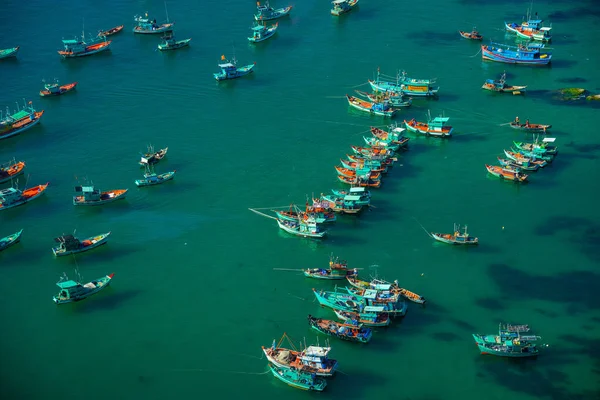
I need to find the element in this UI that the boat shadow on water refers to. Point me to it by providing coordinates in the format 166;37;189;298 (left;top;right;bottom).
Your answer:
70;288;143;313
61;49;113;71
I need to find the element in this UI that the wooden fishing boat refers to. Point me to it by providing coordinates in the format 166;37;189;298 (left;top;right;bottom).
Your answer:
0;160;25;184
274;204;333;224
135;169;176;187
347;276;426;304
0;229;23;252
481;42;551;65
396;288;426;304
331;187;371;201
363;136;401;152
58;25;111;58
98;25;124;37
346;275;372;290
340;158;387;174
473;323;541;358
404;111;453;138
485;164;528;183
504;149;548;167
39;79;78;97
347;153;395;166
482;71;526;94
337;174;381;188
350;145;394;158
0;183;48;211
248;21;278;43
370;126;410;146
331;0;359;16
312;287;364;312
346;95;396;118
73;185;128;206
214;55;255;81
0;46;19;59
335;166;381;181
509;119;551;133
255;1;293;21
133;12;174;34
513;137;557;155
355;90;412;108
268;363;327;391
52;232;111;257
431;224;478;245
139;146;168;166
497;157;539;172
505;14;552;42
369;69;440;97
276;217;326;238
53;273;114;304
304;255;355;280
459;28;483;40
308;315;372;343
346;286;401;303
334;308;390;327
0;100;44;141
158;33;191;51
262;333;338;377
316;195;363;215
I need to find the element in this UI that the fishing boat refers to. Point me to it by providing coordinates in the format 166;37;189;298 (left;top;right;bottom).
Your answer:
351;145;395;158
334;308;390;327
459;28;483;40
513;137;557;155
73;184;128;206
39;79;78;97
347;153;395;166
0;100;44;141
347;276;426;304
98;25;124;36
509;119;551;133
139;146;168;166
0;183;48;211
135;166;176;187
355;90;412;108
0;229;23;252
505;11;552;42
262;333;338;377
404;111;453;138
431;224;478;245
337;174;381;188
312;287;364;312
345;288;408;315
481;42;551;65
58;26;111;58
482;71;526;94
335;166;381;181
276;217;326;238
133;11;174;34
497;157;540;172
346;95;396;118
308;315;372;343
504;149;549;166
316;195;364;215
254;1;293;21
369;69;440;97
370;126;410;146
214;55;255;81
485;164;528;183
268;363;327;391
363;136;401;152
0;47;19;59
52;232;111;257
396;288;426;304
0;160;25;184
248;21;278;43
304;255;355;280
340;158;387;174
274;204;332;224
331;0;359;16
158;32;191;51
473;323;541;358
53;273;114;304
332;187;371;202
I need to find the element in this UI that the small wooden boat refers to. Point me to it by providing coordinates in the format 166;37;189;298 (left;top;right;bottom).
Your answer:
304;256;355;280
340;158;387;174
39;79;78;97
73;185;128;206
98;25;124;37
316;195;363;215
274;203;332;224
334;308;390;327
346;286;401;303
370;126;410;146
459;28;483;40
482;42;551;65
262;333;338;377
312;287;364;312
0;160;25;184
505;15;552;42
485;164;528;183
497;157;539;172
396;288;426;304
158;32;191;51
351;145;394;158
53;273;114;304
58;26;111;58
331;0;359;16
135;169;176;187
369;69;440;97
513;137;557;155
431;224;478;245
52;232;111;257
482;71;526;94
248;21;278;43
139;146;168;166
276;217;326;238
347;153;395;166
0;229;23;252
337;174;381;188
133;12;174;34
268;363;327;391
214;55;255;81
346;95;396;118
308;315;372;343
255;1;293;21
504;149;548;167
0;183;49;211
335;166;381;181
473;323;541;358
347;276;426;304
510;147;553;163
363;136;401;152
355;90;412;108
0;100;45;141
331;187;371;201
0;46;19;59
404;111;453;138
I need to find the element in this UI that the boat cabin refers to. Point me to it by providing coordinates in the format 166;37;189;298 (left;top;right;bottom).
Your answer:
54;235;82;251
299;346;332;369
74;185;101;201
363;305;385;314
55;280;85;301
62;39;86;53
0;187;21;203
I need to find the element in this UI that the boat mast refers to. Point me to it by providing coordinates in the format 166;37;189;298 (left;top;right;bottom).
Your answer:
164;1;170;23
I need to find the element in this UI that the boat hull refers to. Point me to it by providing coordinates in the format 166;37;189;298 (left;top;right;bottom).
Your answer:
158;39;191;51
481;45;551;65
0;161;26;184
52;232;111;257
0;183;49;211
331;0;359;16
133;23;174;34
0;46;19;59
58;42;111;58
135;171;176;186
268;363;326;391
40;82;78;97
0;111;44;141
73;189;128;206
368;80;439;97
214;64;255;81
53;274;113;304
98;25;124;36
254;6;293;21
404;119;452;138
248;25;278;43
431;233;478;245
0;229;23;251
276;219;326;238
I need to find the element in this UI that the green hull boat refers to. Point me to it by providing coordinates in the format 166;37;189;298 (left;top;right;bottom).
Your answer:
53;273;114;304
0;229;23;252
268;363;326;391
473;323;541;358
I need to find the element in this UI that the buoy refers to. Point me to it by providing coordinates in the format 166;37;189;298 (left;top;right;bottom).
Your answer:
421;273;424;276
502;226;505;230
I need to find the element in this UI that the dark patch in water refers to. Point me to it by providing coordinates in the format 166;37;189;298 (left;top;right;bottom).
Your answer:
475;297;507;311
549;7;600;21
534;308;559;318
407;30;458;44
550;60;579;69
73;289;142;313
534;216;600;262
432;332;461;342
555;77;588;84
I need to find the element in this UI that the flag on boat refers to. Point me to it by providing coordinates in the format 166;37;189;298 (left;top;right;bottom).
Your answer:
221;55;226;60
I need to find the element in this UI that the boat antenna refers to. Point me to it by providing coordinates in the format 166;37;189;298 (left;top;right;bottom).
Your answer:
164;1;170;23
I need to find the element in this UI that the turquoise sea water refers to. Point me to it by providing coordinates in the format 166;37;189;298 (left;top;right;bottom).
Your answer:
1;0;600;399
